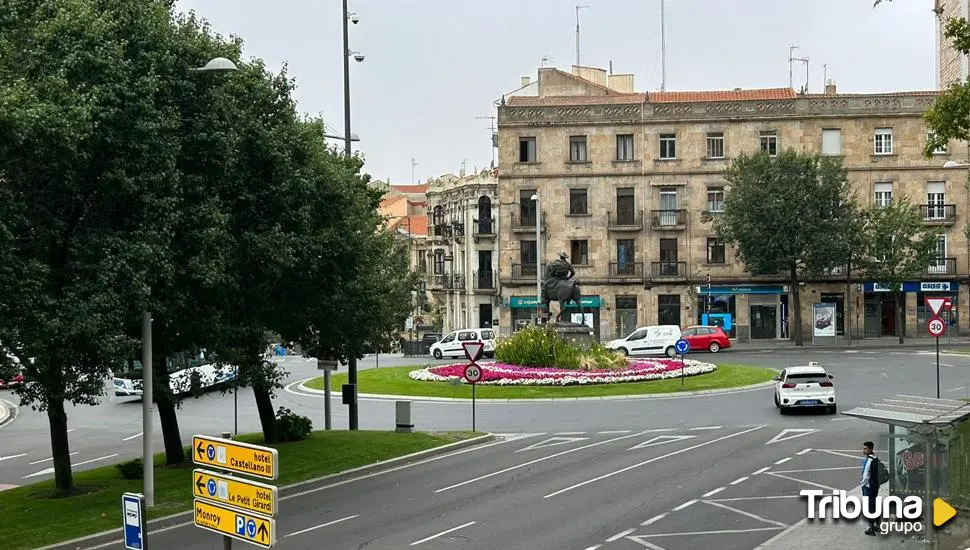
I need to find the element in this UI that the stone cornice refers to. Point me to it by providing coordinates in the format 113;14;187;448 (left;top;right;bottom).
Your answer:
495;163;954;181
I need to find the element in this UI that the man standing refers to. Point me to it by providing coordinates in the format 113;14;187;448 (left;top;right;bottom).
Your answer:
861;441;880;536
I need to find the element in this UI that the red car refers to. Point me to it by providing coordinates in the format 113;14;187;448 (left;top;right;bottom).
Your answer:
0;370;23;389
681;325;731;353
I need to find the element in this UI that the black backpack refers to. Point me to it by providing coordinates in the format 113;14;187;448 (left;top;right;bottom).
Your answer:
874;457;890;486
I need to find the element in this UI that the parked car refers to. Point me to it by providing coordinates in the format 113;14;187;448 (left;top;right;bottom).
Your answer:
113;355;238;398
605;325;682;357
430;328;497;359
773;362;836;414
681;325;731;353
0;367;24;389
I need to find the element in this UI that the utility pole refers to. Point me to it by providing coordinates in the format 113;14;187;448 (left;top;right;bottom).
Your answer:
476;116;498;168
660;0;667;91
575;4;590;67
342;0;352;158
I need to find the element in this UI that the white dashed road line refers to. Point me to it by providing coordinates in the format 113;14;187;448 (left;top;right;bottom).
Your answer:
690;426;722;431
285;514;360;538
797;448;812;455
0;453;26;462
672;499;697;511
702;487;725;497
409;521;476;546
605;528;636;542
641;513;667;526
29;452;77;465
774;457;791;465
122;432;143;441
730;476;749;485
598;430;632;435
752;467;770;475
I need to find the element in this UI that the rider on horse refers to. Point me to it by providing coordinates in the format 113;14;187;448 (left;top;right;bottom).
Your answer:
541;251;575;308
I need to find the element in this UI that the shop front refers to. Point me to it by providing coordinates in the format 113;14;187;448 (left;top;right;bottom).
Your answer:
697;285;789;341
863;281;959;337
508;295;602;341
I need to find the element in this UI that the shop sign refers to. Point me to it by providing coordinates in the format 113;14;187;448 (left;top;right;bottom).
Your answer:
509;296;601;308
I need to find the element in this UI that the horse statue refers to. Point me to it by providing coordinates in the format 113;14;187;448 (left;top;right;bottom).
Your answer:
541;251;588;324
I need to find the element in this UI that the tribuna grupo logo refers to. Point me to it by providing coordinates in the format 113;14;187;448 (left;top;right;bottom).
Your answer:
801;490;925;535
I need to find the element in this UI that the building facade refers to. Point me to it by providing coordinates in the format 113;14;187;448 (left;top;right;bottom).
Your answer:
378;182;433;336
425;169;501;334
496;65;968;342
937;0;969;88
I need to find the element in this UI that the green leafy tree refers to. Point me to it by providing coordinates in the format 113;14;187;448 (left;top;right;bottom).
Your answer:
857;199;940;344
713;150;859;346
0;0;186;492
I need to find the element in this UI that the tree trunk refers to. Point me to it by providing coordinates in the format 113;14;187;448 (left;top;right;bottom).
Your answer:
253;386;277;443
896;290;905;344
46;397;73;493
152;319;185;464
791;268;803;346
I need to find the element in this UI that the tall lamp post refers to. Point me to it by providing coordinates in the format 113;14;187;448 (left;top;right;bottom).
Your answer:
139;56;239;509
531;193;541;324
342;0;364;429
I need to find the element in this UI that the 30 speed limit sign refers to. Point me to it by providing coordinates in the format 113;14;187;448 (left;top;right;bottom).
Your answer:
463;364;482;384
928;316;946;337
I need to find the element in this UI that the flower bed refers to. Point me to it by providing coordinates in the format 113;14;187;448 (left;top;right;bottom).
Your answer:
408;358;717;386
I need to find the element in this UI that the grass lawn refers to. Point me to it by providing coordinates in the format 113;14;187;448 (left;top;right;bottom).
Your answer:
949;348;970;354
304;363;775;399
0;430;479;550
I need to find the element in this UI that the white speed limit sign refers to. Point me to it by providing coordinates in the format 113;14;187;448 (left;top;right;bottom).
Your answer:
463;364;482;384
928;316;946;337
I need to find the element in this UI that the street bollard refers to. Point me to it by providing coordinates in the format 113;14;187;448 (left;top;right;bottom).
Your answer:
395;401;414;433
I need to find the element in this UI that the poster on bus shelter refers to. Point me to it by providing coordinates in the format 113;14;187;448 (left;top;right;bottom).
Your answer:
813;303;837;337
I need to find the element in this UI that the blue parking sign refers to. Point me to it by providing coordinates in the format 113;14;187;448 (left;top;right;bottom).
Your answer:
675;338;690;355
122;493;146;550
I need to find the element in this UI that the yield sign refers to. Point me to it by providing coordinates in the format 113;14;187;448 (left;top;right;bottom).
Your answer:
462;341;484;362
765;429;818;446
926;297;947;316
628;435;696;450
515;436;588;452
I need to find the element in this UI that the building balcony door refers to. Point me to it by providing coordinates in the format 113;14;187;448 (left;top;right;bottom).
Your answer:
479;304;493;328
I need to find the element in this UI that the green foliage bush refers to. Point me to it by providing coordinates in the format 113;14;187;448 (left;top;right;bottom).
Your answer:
116;458;143;480
494;327;627;370
275;406;313;442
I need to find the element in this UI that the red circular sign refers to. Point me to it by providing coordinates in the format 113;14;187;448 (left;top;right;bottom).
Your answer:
463;364;482;384
928;316;946;337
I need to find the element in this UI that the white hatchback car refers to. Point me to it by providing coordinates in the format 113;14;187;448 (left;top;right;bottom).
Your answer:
773;363;836;414
430;328;497;359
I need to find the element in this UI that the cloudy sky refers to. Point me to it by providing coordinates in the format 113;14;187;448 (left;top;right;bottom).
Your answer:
174;0;937;186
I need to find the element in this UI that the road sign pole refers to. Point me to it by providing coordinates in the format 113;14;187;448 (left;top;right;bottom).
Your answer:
233;387;238;436
324;367;332;430
681;354;685;386
937;335;941;399
221;432;232;550
472;383;476;431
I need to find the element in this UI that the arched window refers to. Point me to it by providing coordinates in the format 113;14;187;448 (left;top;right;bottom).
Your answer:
477;196;492;233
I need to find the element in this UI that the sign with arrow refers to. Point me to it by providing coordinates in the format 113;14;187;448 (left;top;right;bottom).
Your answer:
628;435;696;450
192;435;278;481
193;499;275;548
765;429;818;446
193;469;278;517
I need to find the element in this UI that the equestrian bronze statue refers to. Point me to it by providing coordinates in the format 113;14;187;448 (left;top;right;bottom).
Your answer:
541;251;588;323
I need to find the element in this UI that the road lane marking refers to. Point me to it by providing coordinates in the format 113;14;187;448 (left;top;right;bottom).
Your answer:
641;513;667;526
437;431;644;493
606;528;636;542
628;435;696;451
29;452;77;465
702;487;724;497
554;431;586;435
766;472;837;491
765;428;818;445
641;428;677;433
122;432;143;441
752;467;770;475
689;426;722;431
703;500;789;528
797;448;812;455
772;466;858;474
409;521;476;546
730;476;749;485
543;426;765;499
629;527;784;539
946;386;967;393
672;500;697;511
583;546;602;550
774;457;791;465
76;454;119;467
515;436;589;453
817;449;863;460
707;495;801;502
0;453;26;462
285;514;359;537
598;430;632;435
628;541;666;550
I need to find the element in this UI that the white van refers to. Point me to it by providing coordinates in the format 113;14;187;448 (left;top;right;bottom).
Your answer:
430;328;497;359
605;325;682;357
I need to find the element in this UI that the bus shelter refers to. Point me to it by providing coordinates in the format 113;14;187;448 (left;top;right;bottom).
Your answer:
843;395;970;547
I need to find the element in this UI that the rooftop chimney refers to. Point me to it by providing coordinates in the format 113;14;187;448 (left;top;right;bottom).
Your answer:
521;76;531;87
825;79;837;95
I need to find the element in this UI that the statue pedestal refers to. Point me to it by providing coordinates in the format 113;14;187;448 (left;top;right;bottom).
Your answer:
551;322;594;350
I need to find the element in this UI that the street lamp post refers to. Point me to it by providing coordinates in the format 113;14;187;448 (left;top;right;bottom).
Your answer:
531;194;541;323
139;56;239;509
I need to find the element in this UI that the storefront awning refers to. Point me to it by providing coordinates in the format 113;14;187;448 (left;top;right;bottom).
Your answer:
842;395;970;430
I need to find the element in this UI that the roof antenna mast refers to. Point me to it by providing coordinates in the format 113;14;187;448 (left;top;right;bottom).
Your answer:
576;4;590;67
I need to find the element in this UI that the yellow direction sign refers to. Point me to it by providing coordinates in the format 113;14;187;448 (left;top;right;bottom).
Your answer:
192;434;278;480
194;499;275;548
193;468;278;516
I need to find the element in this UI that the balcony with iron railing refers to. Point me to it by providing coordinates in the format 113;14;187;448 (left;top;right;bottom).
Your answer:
923;257;957;277
608;261;644;281
509;262;546;281
473;217;496;237
607;210;643;232
649;261;687;278
427;273;465;290
473;270;497;292
920;204;956;225
430;223;453;238
650;209;688;230
511;211;546;233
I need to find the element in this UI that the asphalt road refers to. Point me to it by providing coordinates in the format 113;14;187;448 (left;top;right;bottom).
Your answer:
90;421;884;550
0;348;964;486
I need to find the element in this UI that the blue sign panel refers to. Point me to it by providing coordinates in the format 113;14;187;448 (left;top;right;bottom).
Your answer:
702;313;733;331
863;281;959;293
697;285;785;295
675;339;691;354
122;493;146;550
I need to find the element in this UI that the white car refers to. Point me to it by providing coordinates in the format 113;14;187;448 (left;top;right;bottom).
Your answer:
113;361;238;397
605;325;682;357
430;328;496;359
773;363;836;414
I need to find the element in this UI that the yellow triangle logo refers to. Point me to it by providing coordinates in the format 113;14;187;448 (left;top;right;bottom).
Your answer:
934;498;956;527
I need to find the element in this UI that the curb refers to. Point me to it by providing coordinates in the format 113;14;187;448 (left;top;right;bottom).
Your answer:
0;398;12;428
294;377;778;403
36;432;497;550
733;341;970;353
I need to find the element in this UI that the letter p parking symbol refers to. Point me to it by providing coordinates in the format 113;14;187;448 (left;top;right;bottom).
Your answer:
236;515;246;536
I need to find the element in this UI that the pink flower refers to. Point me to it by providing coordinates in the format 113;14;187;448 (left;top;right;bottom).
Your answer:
409;358;716;386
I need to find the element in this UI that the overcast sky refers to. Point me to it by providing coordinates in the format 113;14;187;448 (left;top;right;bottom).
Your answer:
174;0;937;186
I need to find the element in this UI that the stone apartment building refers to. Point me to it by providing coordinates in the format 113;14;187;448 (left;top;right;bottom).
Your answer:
424;169;500;333
377;182;432;335
937;0;968;88
496;65;967;342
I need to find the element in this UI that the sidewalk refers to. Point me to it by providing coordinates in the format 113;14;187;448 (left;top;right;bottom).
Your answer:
0;399;8;426
731;336;970;353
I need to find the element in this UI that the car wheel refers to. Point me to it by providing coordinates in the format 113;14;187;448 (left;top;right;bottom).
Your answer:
433;349;443;359
774;394;780;408
708;342;721;353
828;404;837;415
779;406;788;415
665;346;676;358
618;347;629;357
